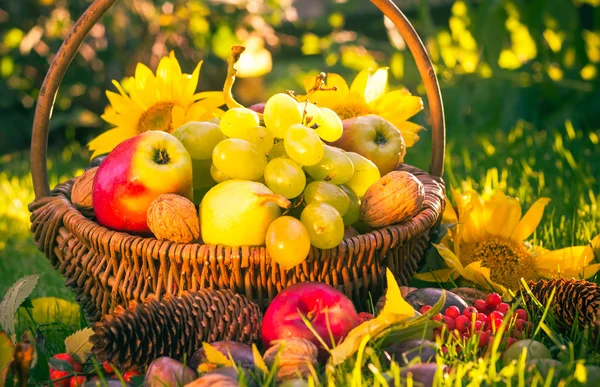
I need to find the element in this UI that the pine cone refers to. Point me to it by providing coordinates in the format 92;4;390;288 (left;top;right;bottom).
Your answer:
90;289;263;370
519;278;600;331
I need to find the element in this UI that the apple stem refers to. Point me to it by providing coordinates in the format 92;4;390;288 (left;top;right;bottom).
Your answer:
153;148;170;165
300;72;337;127
256;194;291;210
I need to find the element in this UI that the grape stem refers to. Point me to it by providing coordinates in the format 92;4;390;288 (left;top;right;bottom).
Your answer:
223;45;248;110
300;72;337;127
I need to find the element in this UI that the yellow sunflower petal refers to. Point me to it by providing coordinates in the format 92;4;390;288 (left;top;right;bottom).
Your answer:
192;91;225;106
582;263;600;278
482;191;522;238
105;91;132;113
592;235;600;258
413;268;456;282
88;127;137;158
461;261;509;295
363;67;388;106
377;95;424;122
135;63;155;91
349;68;371;97
184;61;203;99
171;105;187;130
460;195;485;244
386;120;424;147
510;198;551;242
442;197;458;224
535;245;597;279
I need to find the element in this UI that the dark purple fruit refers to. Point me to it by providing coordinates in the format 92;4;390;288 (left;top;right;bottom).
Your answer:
87;155;107;170
404;288;468;314
383;339;438;365
85;381;132;387
400;363;441;387
144;357;197;387
189;341;254;370
249;102;266;114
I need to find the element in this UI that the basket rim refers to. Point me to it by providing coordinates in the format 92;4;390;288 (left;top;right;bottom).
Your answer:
31;164;445;267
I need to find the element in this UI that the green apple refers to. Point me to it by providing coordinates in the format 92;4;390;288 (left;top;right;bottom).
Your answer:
503;339;552;365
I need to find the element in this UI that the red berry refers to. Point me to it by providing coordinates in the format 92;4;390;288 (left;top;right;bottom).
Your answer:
478;331;490;348
506;337;518;348
516;309;528;321
491;318;503;331
50;370;71;387
515;318;526;331
455;315;470;333
357;312;374;324
473;320;484;331
123;370;140;383
489;311;504;321
441;346;448;354
495;303;510;315
444;316;456;331
102;361;114;374
463;307;478;319
51;353;82;373
476;313;488;324
486;293;502;308
461;332;470;340
419;305;432;314
70;376;86;387
473;299;487;313
432;313;443;322
445;306;461;319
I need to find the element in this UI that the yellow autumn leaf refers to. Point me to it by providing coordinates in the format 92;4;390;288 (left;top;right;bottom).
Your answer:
201;342;233;367
252;344;269;374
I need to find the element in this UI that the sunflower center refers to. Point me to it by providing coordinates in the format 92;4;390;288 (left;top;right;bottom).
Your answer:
460;236;538;290
137;102;175;133
332;98;371;120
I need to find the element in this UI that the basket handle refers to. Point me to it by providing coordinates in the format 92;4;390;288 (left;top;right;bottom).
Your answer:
30;0;445;200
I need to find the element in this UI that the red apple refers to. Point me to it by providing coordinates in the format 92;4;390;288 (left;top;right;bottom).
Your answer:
330;115;406;176
261;282;359;360
93;131;193;233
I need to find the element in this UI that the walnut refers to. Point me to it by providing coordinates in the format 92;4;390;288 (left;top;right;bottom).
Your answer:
147;194;200;243
71;167;98;217
263;338;318;382
184;369;239;387
360;171;425;228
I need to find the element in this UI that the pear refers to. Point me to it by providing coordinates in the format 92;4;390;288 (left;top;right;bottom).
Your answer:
200;180;291;246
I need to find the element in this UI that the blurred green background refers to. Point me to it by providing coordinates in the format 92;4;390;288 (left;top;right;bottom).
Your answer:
0;0;599;299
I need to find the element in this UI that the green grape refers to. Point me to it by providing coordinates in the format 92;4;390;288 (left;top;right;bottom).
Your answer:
192;158;213;189
264;158;306;199
171;121;225;160
298;101;322;127
300;203;344;249
303;181;350;216
303;145;354;185
219;107;260;137
210;163;231;183
230;126;274;154
265;216;311;269
212;138;267;181
340;184;361;225
316;107;343;142
284;124;324;166
344;152;381;197
267;141;289;161
263;93;303;138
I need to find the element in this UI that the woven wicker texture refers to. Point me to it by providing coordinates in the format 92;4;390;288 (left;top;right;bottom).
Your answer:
29;164;444;321
90;289;262;369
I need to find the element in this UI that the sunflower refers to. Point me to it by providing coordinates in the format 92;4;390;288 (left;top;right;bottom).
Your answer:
303;68;424;147
88;52;224;158
415;189;600;295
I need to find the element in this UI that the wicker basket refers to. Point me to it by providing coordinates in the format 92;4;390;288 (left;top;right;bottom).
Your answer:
28;0;446;322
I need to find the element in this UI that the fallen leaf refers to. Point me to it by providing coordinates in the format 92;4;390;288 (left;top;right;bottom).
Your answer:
0;333;14;387
64;328;93;364
252;344;268;374
0;276;39;342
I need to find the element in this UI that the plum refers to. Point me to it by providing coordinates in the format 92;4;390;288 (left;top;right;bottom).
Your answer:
87;155;107;170
144;357;197;387
383;339;438;365
400;363;441;387
189;341;254;370
404;288;468;314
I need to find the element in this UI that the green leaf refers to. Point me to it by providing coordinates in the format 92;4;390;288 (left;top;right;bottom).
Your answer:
64;328;94;364
0;275;39;341
18;297;81;328
0;332;14;387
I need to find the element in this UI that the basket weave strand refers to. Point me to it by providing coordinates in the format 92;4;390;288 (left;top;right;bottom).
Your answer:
29;164;444;321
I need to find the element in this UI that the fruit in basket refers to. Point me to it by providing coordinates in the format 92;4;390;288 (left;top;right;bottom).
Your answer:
284;124;324;166
303;181;350;216
315;107;343;142
172;121;225;161
266;216;311;269
93;131;193;233
147;194;200;243
264;158;306;199
261;282;359;359
360;171;424;228
343;152;380;198
263;93;303;138
219;107;260;138
212;138;267;181
144;357;197;387
303;145;354;185
200;180;290;246
268;141;289;160
339;185;360;225
72;167;98;214
209;163;230;183
331;115;406;176
233;125;274;154
300;203;345;249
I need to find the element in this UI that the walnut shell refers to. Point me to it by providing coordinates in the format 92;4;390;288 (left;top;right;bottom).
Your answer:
147;194;200;243
263;338;318;383
72;167;98;216
360;171;425;228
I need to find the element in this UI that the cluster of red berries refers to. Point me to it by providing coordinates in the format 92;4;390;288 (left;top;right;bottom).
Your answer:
49;353;139;386
421;293;532;350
